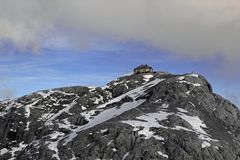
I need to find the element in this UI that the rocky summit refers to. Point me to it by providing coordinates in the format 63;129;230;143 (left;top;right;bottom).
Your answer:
0;66;240;160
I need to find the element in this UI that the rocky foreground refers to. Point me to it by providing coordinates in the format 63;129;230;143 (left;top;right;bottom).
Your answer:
0;68;240;160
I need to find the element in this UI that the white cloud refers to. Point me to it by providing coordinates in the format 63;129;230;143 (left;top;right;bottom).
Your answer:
0;0;240;62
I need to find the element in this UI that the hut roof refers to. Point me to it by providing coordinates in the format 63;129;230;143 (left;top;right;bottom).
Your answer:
134;64;153;71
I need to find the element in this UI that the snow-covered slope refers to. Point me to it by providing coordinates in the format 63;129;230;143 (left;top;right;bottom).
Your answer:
0;69;239;160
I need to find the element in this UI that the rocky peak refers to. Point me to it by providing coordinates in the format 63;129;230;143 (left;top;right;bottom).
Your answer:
0;68;239;160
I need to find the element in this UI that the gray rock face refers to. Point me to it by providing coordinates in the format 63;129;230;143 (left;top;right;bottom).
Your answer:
0;71;239;160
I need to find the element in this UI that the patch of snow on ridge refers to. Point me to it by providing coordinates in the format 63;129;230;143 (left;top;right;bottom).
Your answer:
48;131;65;140
172;120;217;148
176;75;201;87
107;140;114;146
177;108;188;113
189;101;195;107
81;106;87;110
186;91;191;95
62;79;164;145
100;129;108;133
25;99;41;118
154;99;162;103
172;126;193;132
9;142;27;160
121;111;172;140
0;148;8;155
0;101;22;117
37;89;76;99
24;89;78;119
201;141;211;148
178;80;201;87
88;86;96;92
157;151;169;159
176;112;218;147
143;74;154;83
40;113;55;121
25;121;31;131
47;141;60;160
97;79;165;109
178;76;185;81
38;90;54;99
177;113;207;135
161;103;169;109
187;73;199;77
121;103;217;148
153;135;165;141
124;84;129;89
122;152;130;160
64;100;146;145
81;109;100;121
90;95;104;105
45;95;79;125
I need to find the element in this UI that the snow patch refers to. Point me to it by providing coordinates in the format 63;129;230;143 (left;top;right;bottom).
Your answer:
64;99;146;145
96;79;164;110
0;148;8;155
177;113;207;135
38;90;54;99
47;141;60;160
178;80;201;87
154;99;162;103
172;126;193;132
153;135;165;141
122;111;172;140
161;103;169;109
189;101;196;107
63;79;164;145
214;146;219;150
201;141;211;148
177;113;218;147
45;96;79;125
9;142;27;160
187;73;199;77
124;84;129;89
88;86;96;92
81;109;101;121
122;104;218;147
57;118;73;130
48;131;65;140
40;113;55;120
81;106;87;110
122;152;129;160
24;99;40;118
107;140;114;146
157;151;168;158
0;101;22;117
186;91;191;95
25;121;31;131
178;76;185;80
143;74;154;83
90;95;104;105
100;129;108;133
177;108;188;113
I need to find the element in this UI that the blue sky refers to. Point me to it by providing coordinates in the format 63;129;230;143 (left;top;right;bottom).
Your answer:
0;1;239;107
0;39;239;107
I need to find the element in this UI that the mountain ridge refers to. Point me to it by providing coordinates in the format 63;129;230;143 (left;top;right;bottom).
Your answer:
0;68;239;160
